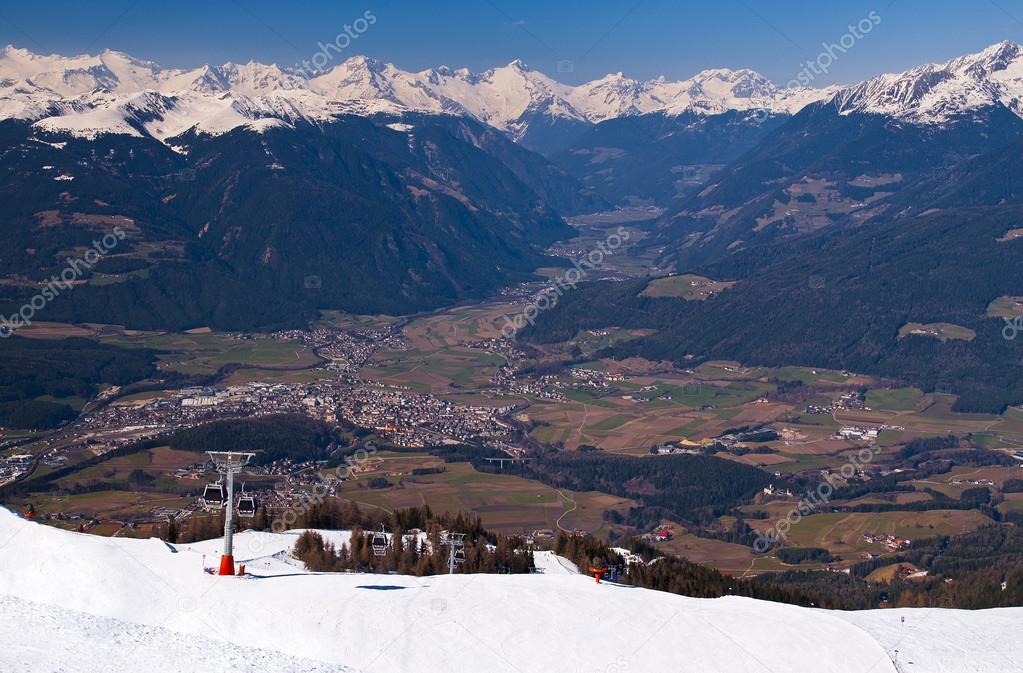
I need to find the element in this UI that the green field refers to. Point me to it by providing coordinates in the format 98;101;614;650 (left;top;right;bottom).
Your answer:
100;331;320;375
639;274;735;300
867;387;924;411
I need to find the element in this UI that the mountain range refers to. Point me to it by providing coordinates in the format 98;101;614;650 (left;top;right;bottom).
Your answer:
0;44;829;150
5;41;1023;151
4;41;1023;348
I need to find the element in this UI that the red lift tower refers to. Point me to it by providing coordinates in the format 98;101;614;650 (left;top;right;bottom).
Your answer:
207;451;255;576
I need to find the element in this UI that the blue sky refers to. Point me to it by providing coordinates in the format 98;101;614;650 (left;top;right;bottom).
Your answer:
1;1;1021;84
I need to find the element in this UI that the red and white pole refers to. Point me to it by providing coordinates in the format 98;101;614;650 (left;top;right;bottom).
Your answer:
218;465;235;575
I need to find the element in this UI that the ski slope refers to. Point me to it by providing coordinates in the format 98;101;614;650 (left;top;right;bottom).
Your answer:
0;508;1019;673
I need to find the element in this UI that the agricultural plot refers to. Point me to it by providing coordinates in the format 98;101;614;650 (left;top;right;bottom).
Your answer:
53;446;201;490
28;489;193;521
401;303;519;350
316;311;401;331
866;387;924;412
639;274;736;300
364;347;505;394
986;296;1023;319
898;322;976;343
911;465;1023;498
750;510;994;560
100;331;320;375
336;458;634;536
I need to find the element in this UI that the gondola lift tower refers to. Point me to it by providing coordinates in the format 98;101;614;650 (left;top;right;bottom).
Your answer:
207;451;255;576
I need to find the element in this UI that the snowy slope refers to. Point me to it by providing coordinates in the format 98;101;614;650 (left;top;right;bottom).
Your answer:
1;509;1020;673
0;593;347;673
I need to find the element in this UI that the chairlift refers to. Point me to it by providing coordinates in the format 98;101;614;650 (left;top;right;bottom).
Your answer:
371;525;388;557
454;548;466;564
201;479;226;509
237;483;257;518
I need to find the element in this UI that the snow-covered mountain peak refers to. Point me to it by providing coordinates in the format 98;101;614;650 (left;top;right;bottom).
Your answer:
834;40;1023;122
504;58;530;71
208;61;309;96
690;68;779;97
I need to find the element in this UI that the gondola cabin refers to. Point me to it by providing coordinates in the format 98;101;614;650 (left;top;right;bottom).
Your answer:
371;528;388;556
237;494;257;518
202;482;226;509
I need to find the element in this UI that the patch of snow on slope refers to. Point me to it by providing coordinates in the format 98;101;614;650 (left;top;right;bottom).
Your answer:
32;103;141;138
531;550;579;575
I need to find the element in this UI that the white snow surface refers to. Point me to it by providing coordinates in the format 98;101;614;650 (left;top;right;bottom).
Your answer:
1;509;1021;672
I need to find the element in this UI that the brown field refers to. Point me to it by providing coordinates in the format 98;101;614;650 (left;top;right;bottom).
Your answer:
220;366;336;386
834;492;934;508
29;490;192;520
363;346;504;394
316;311;402;331
986;296;1023;319
54;446;199;489
721;453;795;467
656;530;757;573
776;438;859;455
526;398;710;450
358;303;520;394
335;455;634;536
12;321;99;339
654;522;818;575
639;274;736;300
999;493;1023;513
523;372;782;451
898;322;976;343
912;465;1023;497
401;303;520;350
866;562;925;584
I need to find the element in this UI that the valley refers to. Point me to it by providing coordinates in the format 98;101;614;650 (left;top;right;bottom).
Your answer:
5;211;1023;596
